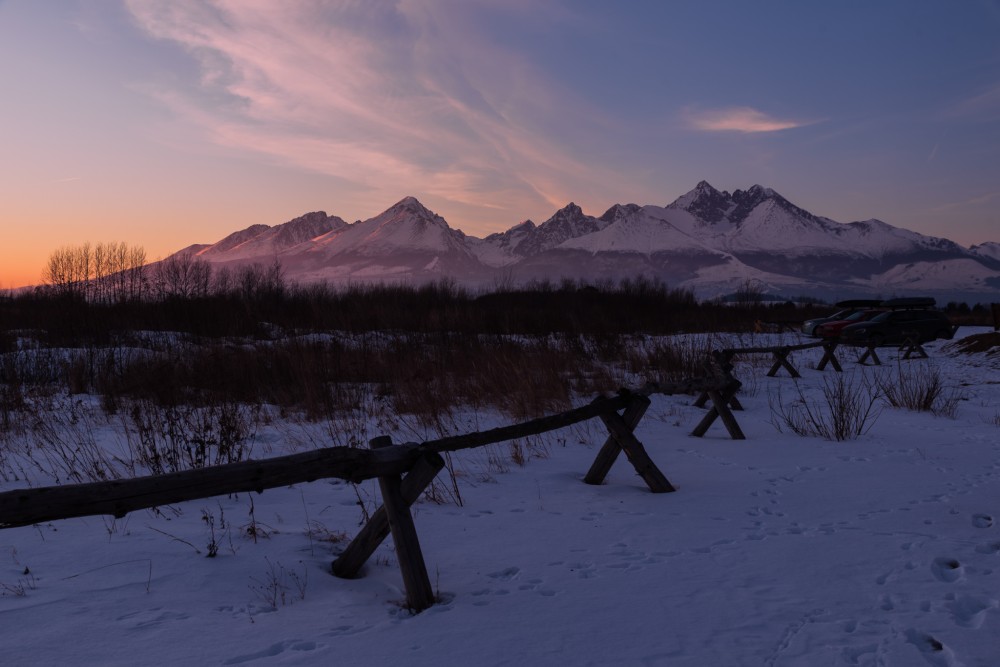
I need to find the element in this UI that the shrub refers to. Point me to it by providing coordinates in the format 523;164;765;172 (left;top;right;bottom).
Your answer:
878;363;963;418
769;371;883;441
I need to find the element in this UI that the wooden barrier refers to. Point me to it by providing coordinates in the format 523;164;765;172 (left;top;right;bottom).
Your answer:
899;332;929;360
0;386;733;612
714;340;840;379
855;343;882;366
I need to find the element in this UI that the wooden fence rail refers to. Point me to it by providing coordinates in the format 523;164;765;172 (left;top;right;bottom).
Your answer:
712;340;842;379
0;378;740;611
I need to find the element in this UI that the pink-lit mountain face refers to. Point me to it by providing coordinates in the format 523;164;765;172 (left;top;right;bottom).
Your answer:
167;183;1000;300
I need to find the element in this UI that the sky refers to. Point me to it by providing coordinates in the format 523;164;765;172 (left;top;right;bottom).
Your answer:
2;0;999;288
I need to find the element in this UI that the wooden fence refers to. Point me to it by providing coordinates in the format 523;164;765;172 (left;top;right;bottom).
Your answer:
710;332;944;382
0;376;740;612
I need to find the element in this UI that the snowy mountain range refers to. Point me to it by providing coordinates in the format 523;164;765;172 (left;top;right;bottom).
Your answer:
169;182;1000;301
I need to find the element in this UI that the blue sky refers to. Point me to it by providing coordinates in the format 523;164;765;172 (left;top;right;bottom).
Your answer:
2;0;999;286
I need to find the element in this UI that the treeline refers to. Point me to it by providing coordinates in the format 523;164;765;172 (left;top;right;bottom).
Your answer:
4;274;817;345
8;242;993;344
39;243;286;304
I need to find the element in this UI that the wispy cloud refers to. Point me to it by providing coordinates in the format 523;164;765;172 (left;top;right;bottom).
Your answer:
684;106;814;133
945;81;1000;119
932;190;1000;212
124;0;618;225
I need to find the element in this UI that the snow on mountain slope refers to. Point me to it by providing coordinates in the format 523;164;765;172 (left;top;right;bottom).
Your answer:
841;218;967;257
198;224;270;256
467;220;537;267
557;205;723;255
719;197;857;255
971;241;1000;262
865;258;1000;292
162;183;999;298
667;180;737;228
195;212;346;261
305;197;472;259
667;182;967;260
468;203;613;267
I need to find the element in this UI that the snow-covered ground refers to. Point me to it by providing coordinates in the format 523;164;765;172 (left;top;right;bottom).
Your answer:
1;329;999;666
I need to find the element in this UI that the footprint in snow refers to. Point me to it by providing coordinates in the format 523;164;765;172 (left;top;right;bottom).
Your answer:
972;513;994;528
974;541;1000;555
118;609;191;629
905;629;959;667
931;557;964;583
487;566;520;581
946;595;998;629
223;640;321;665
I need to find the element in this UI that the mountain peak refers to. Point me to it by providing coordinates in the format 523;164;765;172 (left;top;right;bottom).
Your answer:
165;185;1000;300
747;184;775;197
553;202;585;219
600;203;641;224
670;181;734;224
387;196;434;216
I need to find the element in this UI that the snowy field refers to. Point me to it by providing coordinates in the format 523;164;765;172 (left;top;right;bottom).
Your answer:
1;328;999;666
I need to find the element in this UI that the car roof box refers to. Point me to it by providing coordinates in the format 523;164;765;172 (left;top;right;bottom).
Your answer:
834;299;883;308
880;296;936;309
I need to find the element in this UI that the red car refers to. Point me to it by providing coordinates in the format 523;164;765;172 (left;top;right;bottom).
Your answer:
813;309;884;338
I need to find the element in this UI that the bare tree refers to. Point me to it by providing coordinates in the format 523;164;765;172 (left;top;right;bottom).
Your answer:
152;253;213;299
43;243;92;300
44;242;149;303
733;278;766;308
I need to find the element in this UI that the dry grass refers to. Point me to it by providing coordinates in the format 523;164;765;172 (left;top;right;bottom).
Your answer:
878;363;964;418
769;372;884;441
945;332;1000;355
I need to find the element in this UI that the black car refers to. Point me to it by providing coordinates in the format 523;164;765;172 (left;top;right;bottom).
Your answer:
840;306;954;346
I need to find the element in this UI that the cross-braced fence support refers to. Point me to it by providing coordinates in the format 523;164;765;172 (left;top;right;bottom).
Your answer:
584;395;675;492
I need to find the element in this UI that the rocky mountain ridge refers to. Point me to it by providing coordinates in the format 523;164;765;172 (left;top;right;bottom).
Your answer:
172;182;1000;301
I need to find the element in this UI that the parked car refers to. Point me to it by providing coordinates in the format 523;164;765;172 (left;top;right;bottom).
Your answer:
813;309;885;339
801;299;883;336
840;308;955;346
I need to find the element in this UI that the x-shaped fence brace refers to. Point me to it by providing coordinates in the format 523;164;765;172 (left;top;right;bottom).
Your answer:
4;383;746;612
332;391;678;610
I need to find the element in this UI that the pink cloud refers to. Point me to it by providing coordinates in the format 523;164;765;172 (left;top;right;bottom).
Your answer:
124;0;624;227
686;106;813;133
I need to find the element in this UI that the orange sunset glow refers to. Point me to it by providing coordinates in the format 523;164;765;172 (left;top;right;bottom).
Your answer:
2;1;999;289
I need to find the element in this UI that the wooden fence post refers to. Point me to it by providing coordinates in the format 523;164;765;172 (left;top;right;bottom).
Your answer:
816;341;843;372
855;345;882;366
584;397;649;486
766;347;801;378
332;450;445;579
597;401;676;493
695;352;743;411
369;436;436;612
691;383;746;440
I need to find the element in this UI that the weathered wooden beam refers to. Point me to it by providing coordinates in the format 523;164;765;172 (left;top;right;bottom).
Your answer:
0;445;419;529
899;333;928;360
765;348;801;378
598;401;675;493
584;398;650;486
420;393;633;455
332;451;445;579
816;341;843;372
718;341;825;356
708;390;747;440
694;352;734;408
690;386;746;440
370;437;436;612
856;345;882;366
